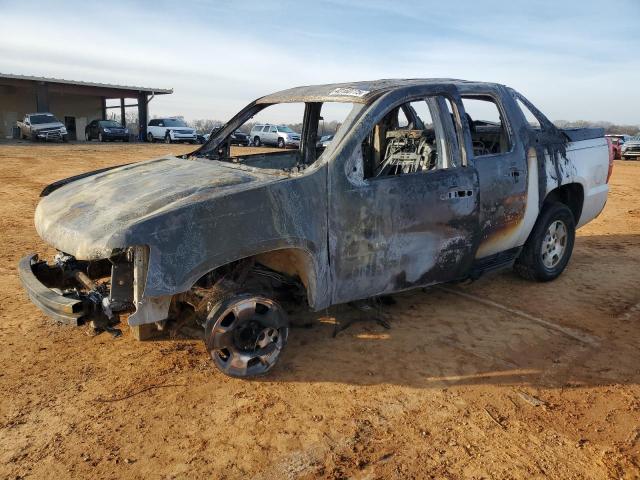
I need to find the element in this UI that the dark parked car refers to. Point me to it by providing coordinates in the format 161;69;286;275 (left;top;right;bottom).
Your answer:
199;129;249;146
85;120;129;142
230;130;250;146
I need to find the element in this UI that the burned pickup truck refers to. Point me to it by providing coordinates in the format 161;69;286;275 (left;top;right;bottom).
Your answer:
19;79;612;377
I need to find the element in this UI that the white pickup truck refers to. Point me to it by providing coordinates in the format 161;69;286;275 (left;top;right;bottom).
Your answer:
20;79;612;378
17;113;68;142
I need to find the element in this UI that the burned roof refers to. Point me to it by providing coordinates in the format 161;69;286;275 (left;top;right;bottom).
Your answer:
256;78;485;104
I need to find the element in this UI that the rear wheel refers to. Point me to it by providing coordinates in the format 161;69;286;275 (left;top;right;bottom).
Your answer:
253;136;261;147
514;202;575;282
85;131;91;141
204;293;289;378
277;137;285;148
147;132;154;143
98;132;104;142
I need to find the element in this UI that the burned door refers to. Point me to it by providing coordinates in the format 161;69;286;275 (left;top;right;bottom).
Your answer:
328;87;481;304
457;86;528;259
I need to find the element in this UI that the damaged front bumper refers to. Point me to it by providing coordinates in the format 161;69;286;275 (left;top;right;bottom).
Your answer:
18;251;136;326
19;254;87;325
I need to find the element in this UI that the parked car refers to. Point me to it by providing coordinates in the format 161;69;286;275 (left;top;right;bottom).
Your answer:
605;134;631;159
621;136;640;160
230;130;250;146
17;113;68;142
19;79;611;378
316;134;334;148
147;118;197;144
249;124;300;147
85;120;129;142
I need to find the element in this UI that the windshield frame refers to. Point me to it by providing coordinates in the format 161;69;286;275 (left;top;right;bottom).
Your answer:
192;100;364;174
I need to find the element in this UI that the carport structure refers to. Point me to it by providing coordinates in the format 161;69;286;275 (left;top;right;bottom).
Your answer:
0;73;172;140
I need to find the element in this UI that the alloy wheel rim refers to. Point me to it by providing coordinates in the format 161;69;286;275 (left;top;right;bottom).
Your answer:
210;297;287;376
541;220;567;269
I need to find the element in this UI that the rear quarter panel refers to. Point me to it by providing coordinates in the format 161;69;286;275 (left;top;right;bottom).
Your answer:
545;137;609;227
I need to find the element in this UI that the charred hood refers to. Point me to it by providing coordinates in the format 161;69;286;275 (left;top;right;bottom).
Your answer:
35;157;280;259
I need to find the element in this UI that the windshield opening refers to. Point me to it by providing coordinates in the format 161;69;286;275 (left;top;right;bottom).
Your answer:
100;120;122;128
164;118;188;127
31;114;59;124
197;101;358;172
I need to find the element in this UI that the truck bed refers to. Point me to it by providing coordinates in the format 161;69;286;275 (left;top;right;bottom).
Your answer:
562;127;605;142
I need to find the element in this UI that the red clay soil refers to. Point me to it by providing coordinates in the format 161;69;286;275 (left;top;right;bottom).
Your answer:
0;143;639;479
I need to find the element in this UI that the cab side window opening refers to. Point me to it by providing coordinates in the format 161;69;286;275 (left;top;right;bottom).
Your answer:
461;96;511;157
361;96;457;179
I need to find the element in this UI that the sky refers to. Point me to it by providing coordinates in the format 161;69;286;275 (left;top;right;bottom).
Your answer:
0;0;638;124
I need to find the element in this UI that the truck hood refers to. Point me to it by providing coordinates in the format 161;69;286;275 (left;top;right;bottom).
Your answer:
32;122;65;131
35;156;281;259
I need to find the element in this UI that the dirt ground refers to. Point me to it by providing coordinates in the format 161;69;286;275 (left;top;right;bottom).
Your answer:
0;142;639;479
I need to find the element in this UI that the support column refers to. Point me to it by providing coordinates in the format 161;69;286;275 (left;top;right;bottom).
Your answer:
101;97;107;120
35;83;50;112
137;92;148;141
120;98;126;127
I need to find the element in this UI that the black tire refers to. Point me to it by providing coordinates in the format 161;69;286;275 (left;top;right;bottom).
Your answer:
62;135;69;143
253;136;261;147
147;132;154;143
204;293;289;378
164;133;172;144
514;202;575;282
98;133;105;142
123;137;130;143
85;131;91;141
277;137;285;148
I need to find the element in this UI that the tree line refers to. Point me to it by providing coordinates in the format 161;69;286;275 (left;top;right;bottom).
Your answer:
112;112;639;137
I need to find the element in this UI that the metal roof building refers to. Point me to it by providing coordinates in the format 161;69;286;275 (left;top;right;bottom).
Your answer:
0;73;172;140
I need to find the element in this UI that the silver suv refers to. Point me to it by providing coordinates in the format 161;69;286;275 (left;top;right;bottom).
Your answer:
250;124;300;148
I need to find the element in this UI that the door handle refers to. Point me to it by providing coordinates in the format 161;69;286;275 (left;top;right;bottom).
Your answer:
444;188;474;200
506;167;522;182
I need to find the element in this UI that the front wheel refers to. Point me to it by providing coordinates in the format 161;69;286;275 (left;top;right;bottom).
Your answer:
277;137;285;148
85;131;91;141
204;293;289;378
514;202;575;282
164;134;172;144
98;133;105;142
253;136;261;147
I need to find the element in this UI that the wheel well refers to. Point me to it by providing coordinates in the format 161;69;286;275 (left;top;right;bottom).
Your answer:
191;248;317;308
544;183;584;223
